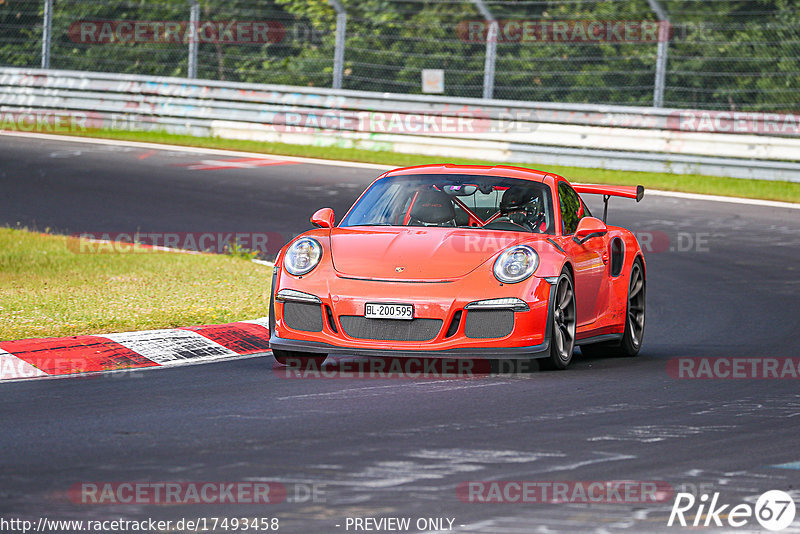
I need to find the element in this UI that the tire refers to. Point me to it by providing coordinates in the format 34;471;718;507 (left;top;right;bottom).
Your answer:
580;258;645;358
541;268;577;370
272;349;327;368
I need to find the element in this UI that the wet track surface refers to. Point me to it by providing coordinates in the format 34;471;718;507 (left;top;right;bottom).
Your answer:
1;134;800;533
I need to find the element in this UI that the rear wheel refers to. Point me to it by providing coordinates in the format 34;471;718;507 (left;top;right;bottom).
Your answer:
541;269;576;370
272;349;327;368
580;258;645;358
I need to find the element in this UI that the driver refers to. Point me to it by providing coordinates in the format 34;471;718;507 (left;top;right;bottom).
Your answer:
499;186;547;232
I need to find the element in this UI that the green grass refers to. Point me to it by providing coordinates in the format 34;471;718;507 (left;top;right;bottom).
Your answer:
0;228;271;341
62;128;800;204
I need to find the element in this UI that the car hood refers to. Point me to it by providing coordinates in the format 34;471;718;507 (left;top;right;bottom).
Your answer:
329;227;537;280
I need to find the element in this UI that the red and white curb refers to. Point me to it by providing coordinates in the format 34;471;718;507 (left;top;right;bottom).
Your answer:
0;318;271;381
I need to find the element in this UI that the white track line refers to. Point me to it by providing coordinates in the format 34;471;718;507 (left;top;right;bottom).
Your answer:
644;188;800;210
1;131;796;209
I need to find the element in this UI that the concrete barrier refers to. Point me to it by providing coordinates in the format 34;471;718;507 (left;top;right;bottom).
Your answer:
2;67;798;181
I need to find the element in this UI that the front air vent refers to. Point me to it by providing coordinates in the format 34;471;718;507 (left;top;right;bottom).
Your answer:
325;305;338;333
445;311;463;338
464;310;514;339
283;302;324;332
339;317;442;341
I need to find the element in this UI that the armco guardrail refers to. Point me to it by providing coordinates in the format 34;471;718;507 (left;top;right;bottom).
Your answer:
2;67;799;182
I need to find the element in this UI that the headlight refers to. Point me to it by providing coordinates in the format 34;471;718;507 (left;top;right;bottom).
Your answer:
493;245;538;283
284;238;322;276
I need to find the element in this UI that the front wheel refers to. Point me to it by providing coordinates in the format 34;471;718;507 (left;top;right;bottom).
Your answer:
272;349;327;368
541;269;577;370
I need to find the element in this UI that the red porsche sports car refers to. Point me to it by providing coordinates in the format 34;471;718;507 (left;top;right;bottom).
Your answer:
269;164;645;370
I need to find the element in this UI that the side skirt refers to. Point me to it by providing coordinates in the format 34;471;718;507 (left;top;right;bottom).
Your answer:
576;333;623;346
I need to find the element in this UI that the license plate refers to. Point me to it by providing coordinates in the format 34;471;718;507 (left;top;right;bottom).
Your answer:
365;303;414;320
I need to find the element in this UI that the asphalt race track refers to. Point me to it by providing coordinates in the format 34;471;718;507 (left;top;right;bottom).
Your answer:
1;134;799;533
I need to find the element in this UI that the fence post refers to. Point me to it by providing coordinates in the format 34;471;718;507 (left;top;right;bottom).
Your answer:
471;0;496;100
647;0;669;108
188;0;199;78
41;0;53;69
328;0;346;90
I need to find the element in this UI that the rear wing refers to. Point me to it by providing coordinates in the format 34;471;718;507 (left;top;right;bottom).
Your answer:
573;184;644;202
572;184;644;222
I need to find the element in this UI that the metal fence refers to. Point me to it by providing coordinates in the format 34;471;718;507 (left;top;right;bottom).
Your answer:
1;0;798;112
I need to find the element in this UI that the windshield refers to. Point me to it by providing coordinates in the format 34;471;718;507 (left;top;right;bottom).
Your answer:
340;174;554;234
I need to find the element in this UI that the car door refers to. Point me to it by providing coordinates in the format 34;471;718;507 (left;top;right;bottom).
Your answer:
556;182;608;327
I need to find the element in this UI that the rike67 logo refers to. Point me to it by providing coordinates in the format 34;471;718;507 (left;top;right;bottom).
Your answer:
668;490;796;531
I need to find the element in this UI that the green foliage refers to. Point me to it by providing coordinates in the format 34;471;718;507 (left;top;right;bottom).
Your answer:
0;227;271;340
225;239;260;260
0;0;42;67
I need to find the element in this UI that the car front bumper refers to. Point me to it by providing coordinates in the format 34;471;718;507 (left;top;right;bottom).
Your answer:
269;267;556;359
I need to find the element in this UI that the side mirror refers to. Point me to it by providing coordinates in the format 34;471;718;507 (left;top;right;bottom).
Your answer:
311;208;335;229
573;216;607;244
